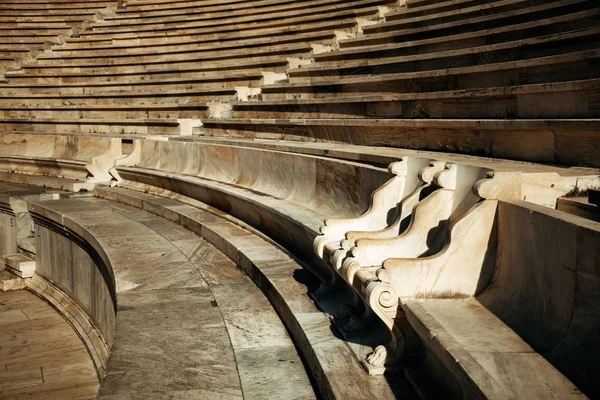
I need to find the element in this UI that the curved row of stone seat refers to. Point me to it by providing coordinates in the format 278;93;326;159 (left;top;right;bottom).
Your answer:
31;22;598;77
265;49;600;100
100;139;598;398
60;18;355;52
121;0;287;13
0;0;396;143
200;118;600;167
109;0;325;21
0;0;117;77
0;183;116;379
0;172;410;399
343;0;590;48
364;0;586;35
93;184;409;399
315;6;600;64
293;9;600;78
94;0;369;30
20;189;317;399
0;118;181;136
1;0;586;161
0;134;598;397
5;79;597;120
77;0;389;41
221;79;599;119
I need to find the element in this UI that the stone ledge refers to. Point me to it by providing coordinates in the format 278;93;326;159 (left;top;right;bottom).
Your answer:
94;185;404;400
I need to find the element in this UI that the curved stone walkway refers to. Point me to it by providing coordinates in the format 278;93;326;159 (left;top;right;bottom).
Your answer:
68;198;316;399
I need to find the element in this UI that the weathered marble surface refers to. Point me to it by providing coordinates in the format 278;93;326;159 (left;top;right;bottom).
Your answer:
29;196;315;399
95;185;412;400
404;299;585;399
479;200;600;398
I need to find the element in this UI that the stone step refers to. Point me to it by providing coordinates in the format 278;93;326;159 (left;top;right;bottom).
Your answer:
0;269;27;292
0;171;95;192
387;0;507;20
7;62;287;83
0;117;181;136
111;0;322;22
229;79;600;119
403;298;585;398
289;26;600;80
341;0;592;48
263;49;600;100
62;18;356;49
0;105;208;120
16;51;298;75
3;70;264;86
0;76;260;94
0;87;234;105
199;117;600;167
98;0;360;28
112;0;302;19
35;41;318;65
93;0;389;33
3;253;35;278
49;29;337;58
0;15;87;23
0;9;99;16
93;185;408;400
311;7;600;66
77;2;382;41
123;0;287;12
0;2;112;10
365;0;572;35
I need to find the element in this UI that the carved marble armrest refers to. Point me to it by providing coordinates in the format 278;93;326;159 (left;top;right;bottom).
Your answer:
381;200;498;298
320;160;409;240
87;138;123;183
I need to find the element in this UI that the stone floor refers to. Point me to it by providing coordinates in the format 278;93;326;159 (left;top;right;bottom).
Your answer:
79;198;316;399
0;290;99;399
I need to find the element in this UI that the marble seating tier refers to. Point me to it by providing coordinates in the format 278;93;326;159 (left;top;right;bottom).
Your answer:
0;136;595;397
0;179;415;399
0;0;599;398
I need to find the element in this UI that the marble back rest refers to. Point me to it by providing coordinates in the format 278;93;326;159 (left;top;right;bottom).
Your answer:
132;139;393;218
0;133;117;162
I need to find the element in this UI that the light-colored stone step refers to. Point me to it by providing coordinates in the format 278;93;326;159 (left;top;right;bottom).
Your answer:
0;269;27;292
263;49;600;100
228;79;600;119
77;3;382;41
3;253;35;278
